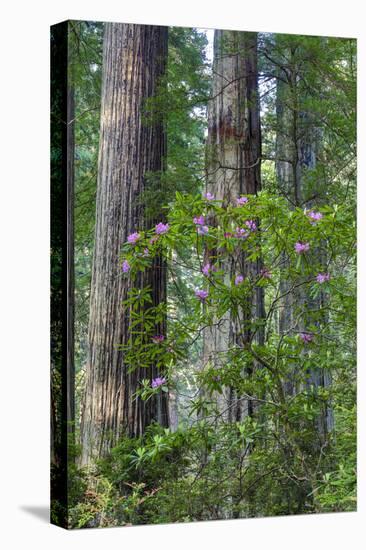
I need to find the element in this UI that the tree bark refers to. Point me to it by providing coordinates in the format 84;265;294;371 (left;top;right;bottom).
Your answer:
204;30;264;422
80;23;169;464
67;83;75;442
275;45;333;434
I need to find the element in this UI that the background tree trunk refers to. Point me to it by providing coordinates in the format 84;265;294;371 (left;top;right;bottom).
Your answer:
275;44;333;434
80;23;169;465
204;30;264;422
67;83;75;443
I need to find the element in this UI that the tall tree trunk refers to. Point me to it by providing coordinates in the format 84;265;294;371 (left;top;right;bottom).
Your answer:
276;71;298;395
275;45;333;434
80;23;169;465
204;30;264;422
67;83;75;443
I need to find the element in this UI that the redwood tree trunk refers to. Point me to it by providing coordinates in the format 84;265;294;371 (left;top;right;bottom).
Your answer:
81;23;169;464
67;83;75;443
275;45;333;434
204;30;264;421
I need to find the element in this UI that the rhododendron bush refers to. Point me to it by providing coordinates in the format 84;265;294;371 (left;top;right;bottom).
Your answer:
77;190;355;524
121;191;354;409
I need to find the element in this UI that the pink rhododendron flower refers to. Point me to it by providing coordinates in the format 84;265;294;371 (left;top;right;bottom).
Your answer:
295;241;310;254
316;272;331;283
193;215;205;226
155;222;169;235
151;376;167;388
197;225;209;235
235;227;249;239
307;210;323;223
245;220;257;231
299;332;314;344
122;260;130;273
235;274;244;286
127;232;141;244
149;235;159;245
203;192;215;201
195;289;209;302
152;335;165;344
202;263;213;276
143;248;149;257
236;196;248;206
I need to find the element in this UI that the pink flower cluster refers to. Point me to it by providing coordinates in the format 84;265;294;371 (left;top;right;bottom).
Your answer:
295;241;310;254
234;221;256;239
195;289;209;302
155;222;169;235
245;220;257;231
197;225;209;235
193;215;209;235
193;215;205;226
299;332;314;344
307;210;323;224
122;260;130;273
127;232;141;244
152;335;165;344
203;192;215;201
236;196;248;206
235;227;249;239
151;376;167;389
316;272;331;284
150;235;159;245
235;274;244;286
202;263;215;277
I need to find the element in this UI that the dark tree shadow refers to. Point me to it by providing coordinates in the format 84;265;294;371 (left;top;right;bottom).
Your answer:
20;506;50;523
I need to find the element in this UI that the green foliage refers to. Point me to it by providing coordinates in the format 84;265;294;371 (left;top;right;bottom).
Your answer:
70;398;356;525
260;33;356;205
142;27;209;217
70;22;104;421
315;406;356;512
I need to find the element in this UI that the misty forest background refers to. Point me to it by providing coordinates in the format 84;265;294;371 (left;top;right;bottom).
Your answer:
51;21;356;528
